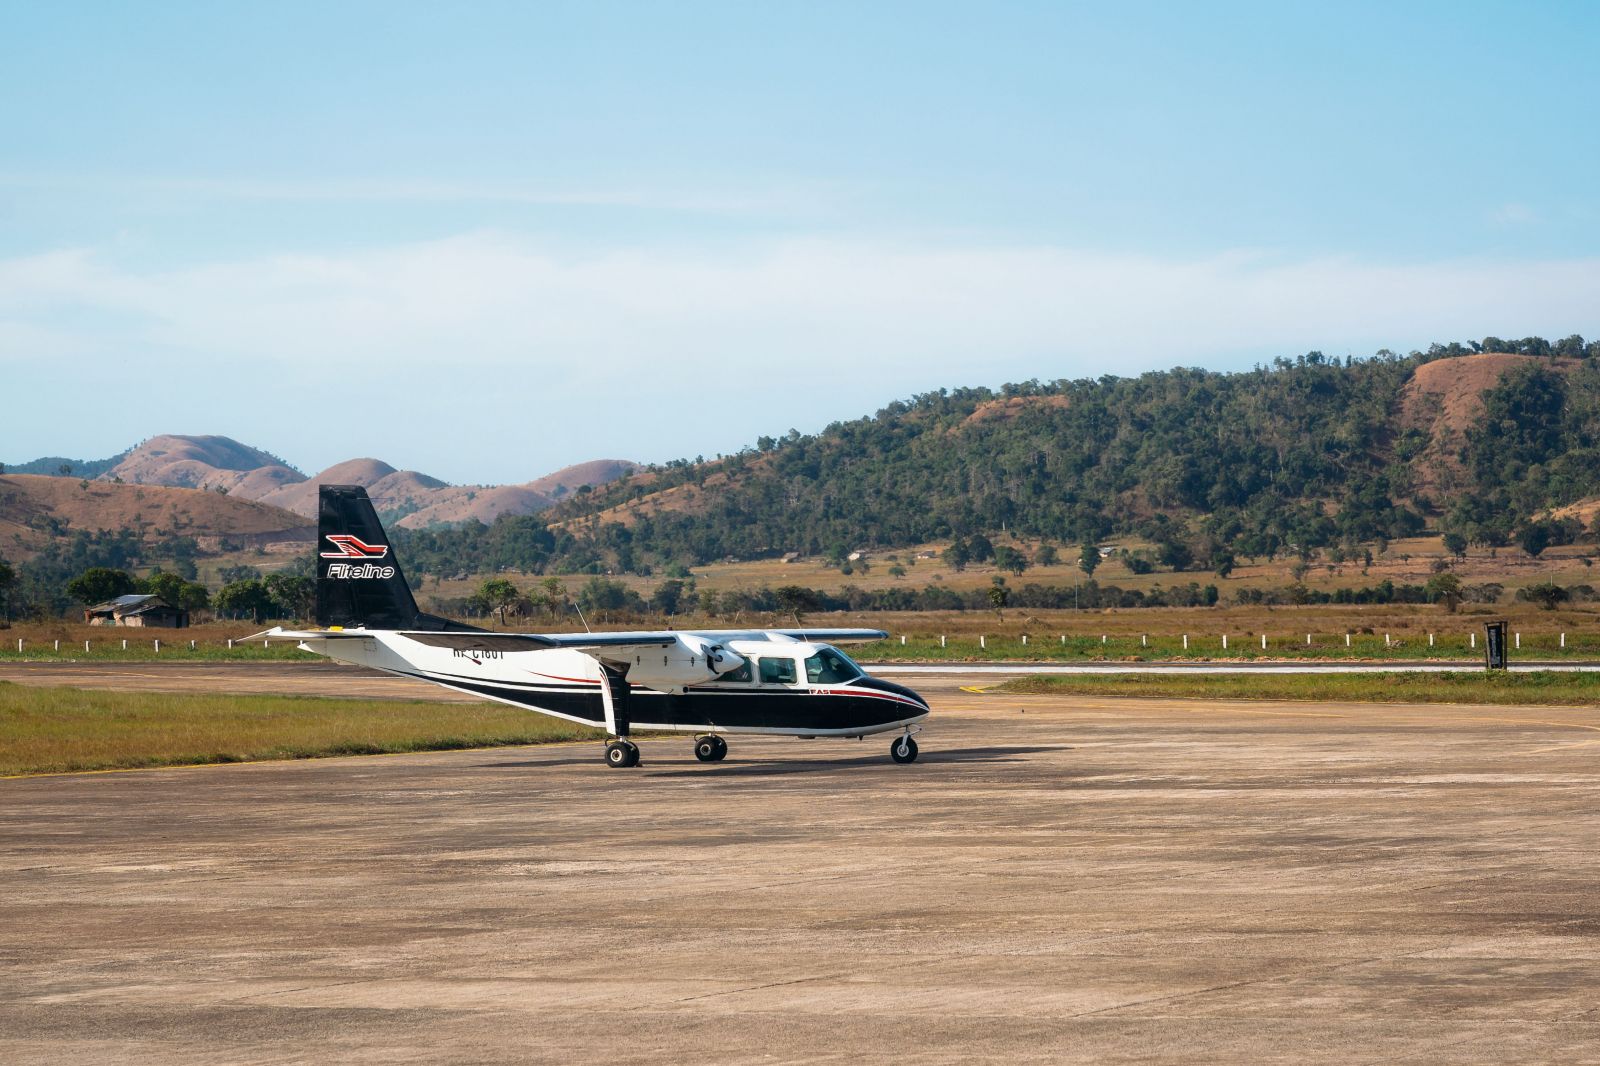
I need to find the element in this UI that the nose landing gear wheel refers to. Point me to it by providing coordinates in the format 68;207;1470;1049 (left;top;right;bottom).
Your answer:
605;740;641;768
694;735;728;762
890;735;919;764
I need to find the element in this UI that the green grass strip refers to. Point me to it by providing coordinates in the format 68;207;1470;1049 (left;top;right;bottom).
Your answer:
0;681;600;777
994;670;1600;706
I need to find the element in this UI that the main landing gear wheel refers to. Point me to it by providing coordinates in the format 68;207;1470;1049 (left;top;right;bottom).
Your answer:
694;735;728;762
890;735;919;764
605;740;641;768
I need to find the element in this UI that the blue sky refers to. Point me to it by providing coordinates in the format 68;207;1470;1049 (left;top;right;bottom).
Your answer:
4;1;1598;483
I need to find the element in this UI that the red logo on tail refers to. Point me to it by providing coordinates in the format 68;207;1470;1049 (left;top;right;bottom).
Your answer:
320;534;389;559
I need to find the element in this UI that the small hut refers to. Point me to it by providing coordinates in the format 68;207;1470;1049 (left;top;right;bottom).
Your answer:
84;594;189;628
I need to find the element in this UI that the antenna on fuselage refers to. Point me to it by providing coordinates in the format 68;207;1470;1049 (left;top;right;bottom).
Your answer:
571;599;593;633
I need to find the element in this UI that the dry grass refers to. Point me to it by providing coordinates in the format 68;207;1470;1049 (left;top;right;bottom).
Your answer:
995;670;1600;706
416;534;1600;606
6;606;1600;664
0;681;600;776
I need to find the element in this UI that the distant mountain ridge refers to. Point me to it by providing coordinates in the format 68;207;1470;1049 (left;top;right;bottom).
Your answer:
4;434;639;529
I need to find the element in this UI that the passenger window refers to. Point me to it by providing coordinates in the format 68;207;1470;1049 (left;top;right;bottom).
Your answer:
722;661;752;682
759;657;797;685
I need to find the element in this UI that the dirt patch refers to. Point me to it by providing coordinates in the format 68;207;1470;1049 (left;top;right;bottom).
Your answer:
959;394;1071;428
1397;352;1541;499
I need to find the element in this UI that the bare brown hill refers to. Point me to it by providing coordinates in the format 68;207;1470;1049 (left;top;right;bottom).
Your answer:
43;435;638;529
0;475;313;560
252;456;637;526
101;435;303;494
393;485;557;528
526;459;639;498
254;459;446;516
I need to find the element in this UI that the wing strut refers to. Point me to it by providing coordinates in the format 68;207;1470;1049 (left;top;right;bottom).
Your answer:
598;664;632;738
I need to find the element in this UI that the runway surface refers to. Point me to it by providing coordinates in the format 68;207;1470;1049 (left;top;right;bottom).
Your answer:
5;667;1600;1063
876;660;1600;675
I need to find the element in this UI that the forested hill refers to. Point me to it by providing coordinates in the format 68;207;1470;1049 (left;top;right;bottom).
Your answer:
515;336;1600;573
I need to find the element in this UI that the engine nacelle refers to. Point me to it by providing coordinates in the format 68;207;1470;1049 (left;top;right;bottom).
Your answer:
615;634;746;693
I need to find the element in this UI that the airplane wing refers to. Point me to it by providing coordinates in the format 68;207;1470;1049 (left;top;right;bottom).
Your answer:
360;628;889;650
244;627;678;653
399;631;677;653
752;628;888;644
245;626;887;651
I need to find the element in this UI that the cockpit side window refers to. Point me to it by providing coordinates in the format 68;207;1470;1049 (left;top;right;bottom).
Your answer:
804;650;862;684
721;660;752;682
758;657;797;685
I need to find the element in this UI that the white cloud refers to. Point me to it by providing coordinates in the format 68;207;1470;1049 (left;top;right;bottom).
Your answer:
3;234;1598;478
4;234;1597;372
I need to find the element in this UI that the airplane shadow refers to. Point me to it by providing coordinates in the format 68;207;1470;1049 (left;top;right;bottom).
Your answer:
483;745;1065;777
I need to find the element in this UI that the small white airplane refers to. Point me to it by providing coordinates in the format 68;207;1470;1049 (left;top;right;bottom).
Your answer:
252;485;929;768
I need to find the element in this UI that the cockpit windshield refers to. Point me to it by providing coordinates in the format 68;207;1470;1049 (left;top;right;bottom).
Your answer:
804;647;863;684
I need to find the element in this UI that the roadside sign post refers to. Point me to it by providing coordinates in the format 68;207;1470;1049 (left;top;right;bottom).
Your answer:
1485;621;1508;670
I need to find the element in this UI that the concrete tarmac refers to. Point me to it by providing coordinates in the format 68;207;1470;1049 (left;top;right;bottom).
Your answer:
5;674;1600;1063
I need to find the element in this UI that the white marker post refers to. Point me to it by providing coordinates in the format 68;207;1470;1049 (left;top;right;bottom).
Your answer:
154;640;160;653
1515;632;1521;650
1261;633;1267;650
1021;634;1028;646
1306;634;1311;646
1182;634;1189;650
84;640;90;652
1561;632;1566;649
1222;634;1228;650
122;639;127;650
1470;632;1476;649
940;635;946;648
1141;634;1147;647
1429;633;1435;647
980;635;986;650
1346;633;1351;647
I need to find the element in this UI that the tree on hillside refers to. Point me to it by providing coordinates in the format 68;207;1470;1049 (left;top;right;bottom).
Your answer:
1442;531;1468;560
141;571;210;612
944;539;971;572
1425;572;1463;613
1523;580;1569;611
1518;522;1551;559
776;585;821;624
1157;539;1194;572
993;546;1028;576
1035;543;1059;567
262;574;312;619
987;578;1009;619
65;567;136;605
650;578;686;616
216;578;274;623
477;578;521;625
1078;543;1100;578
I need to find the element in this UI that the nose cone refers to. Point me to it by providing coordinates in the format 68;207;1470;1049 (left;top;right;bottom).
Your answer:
854;675;930;712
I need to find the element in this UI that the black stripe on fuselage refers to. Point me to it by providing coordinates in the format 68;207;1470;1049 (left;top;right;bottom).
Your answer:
397;670;924;733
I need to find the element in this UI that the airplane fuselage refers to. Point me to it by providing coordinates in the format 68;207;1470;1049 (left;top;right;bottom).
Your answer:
304;633;930;738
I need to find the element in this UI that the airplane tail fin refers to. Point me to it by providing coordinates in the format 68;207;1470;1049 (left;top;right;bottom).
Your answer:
315;485;476;632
